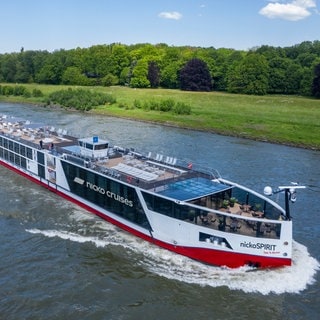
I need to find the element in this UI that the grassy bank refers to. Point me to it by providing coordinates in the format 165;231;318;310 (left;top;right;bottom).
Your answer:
1;83;319;150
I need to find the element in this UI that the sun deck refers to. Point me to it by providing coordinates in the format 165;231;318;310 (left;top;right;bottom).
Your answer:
0;115;77;150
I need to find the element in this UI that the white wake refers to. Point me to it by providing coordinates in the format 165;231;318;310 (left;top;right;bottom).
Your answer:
26;226;319;295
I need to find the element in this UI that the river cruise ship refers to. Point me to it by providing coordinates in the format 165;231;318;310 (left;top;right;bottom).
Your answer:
0;114;304;268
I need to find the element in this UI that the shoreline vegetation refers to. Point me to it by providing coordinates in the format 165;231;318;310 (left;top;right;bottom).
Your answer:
0;83;319;151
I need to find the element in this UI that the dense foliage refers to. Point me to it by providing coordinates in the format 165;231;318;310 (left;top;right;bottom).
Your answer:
0;84;43;98
312;64;320;98
1;41;320;96
147;61;160;88
140;98;191;114
179;58;212;91
120;97;191;115
48;88;116;111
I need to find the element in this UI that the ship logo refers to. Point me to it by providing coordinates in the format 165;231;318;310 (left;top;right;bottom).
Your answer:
74;177;85;185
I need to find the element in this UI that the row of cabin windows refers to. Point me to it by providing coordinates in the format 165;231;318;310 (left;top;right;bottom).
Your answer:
0;137;33;160
0;137;46;178
0;147;27;169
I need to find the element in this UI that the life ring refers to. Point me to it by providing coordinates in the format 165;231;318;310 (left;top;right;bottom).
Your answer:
126;176;132;183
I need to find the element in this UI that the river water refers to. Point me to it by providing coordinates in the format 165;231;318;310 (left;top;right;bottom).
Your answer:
0;102;319;320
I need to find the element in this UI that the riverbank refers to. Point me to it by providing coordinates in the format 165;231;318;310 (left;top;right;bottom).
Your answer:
1;84;319;150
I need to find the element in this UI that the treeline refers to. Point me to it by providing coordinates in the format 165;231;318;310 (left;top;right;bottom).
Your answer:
1;41;320;97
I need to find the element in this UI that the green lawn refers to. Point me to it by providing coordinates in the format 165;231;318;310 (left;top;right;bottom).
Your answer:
1;84;319;150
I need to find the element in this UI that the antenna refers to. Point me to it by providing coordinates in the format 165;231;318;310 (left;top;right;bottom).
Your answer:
263;183;306;220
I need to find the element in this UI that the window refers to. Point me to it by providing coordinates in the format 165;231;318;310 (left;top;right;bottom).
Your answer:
9;152;14;163
142;191;199;221
14;154;20;166
21;157;26;169
26;147;32;159
95;143;108;150
20;145;26;157
37;151;45;165
38;164;45;179
8;140;14;151
14;142;20;153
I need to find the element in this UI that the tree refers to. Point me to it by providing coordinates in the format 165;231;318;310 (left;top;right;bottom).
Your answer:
88;45;113;77
215;50;245;91
299;67;313;96
111;44;130;77
297;52;318;68
101;73;118;86
62;66;90;85
284;62;303;94
312;63;320;98
147;61;160;88
119;66;131;85
267;57;290;94
32;50;50;82
0;54;18;82
14;60;29;83
179;58;212;91
227;53;269;95
160;61;181;89
1;41;320;97
35;51;66;84
130;60;150;88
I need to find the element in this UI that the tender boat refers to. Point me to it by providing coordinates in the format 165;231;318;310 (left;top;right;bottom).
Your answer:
0;114;305;268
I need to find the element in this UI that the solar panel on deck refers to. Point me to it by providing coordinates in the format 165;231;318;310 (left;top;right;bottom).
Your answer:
157;177;231;201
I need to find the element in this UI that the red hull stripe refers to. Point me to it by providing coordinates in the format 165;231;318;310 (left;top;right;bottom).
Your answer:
1;160;291;269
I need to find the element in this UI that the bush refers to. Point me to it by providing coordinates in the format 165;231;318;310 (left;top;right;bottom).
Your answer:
0;85;31;97
48;88;116;111
23;90;31;98
142;101;150;111
0;85;12;95
102;74;119;86
148;99;160;111
173;102;192;115
118;102;127;108
13;85;28;96
118;97;191;115
133;99;141;108
160;99;175;112
32;88;44;97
